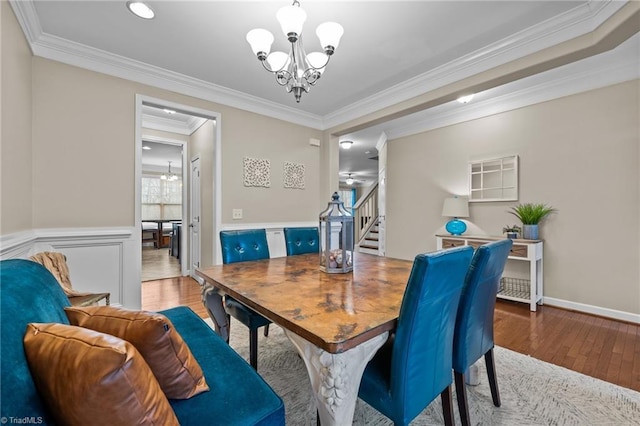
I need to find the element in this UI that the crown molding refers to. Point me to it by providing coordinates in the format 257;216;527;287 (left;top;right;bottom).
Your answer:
8;0;41;47
9;0;629;132
9;1;324;129
141;112;207;136
321;0;627;129
375;132;387;153
385;42;639;141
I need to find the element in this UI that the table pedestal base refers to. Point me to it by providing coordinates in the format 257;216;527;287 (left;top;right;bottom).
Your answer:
284;330;389;426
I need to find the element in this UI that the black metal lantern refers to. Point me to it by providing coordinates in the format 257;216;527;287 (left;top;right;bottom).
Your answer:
319;192;354;273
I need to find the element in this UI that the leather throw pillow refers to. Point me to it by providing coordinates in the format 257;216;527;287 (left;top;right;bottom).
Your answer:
23;323;179;426
65;305;209;399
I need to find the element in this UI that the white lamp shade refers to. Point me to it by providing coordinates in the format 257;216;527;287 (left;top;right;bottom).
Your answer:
267;51;289;71
276;4;307;36
246;29;274;55
316;22;344;49
306;52;328;71
442;197;469;218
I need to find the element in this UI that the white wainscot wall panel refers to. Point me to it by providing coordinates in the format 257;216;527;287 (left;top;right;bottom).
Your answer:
59;244;123;305
1;227;140;308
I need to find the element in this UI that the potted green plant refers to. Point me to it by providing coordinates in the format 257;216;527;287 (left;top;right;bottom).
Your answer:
509;203;555;239
502;225;521;239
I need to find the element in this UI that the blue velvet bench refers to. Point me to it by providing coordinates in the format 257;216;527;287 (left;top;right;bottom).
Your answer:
1;259;285;426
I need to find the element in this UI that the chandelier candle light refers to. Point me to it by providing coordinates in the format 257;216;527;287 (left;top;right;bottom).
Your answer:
246;0;344;103
161;161;178;181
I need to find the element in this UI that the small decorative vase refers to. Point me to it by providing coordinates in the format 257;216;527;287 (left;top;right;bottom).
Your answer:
506;232;518;239
522;224;539;240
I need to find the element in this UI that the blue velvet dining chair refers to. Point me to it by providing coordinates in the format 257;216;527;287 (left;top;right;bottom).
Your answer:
358;245;474;426
453;239;512;426
219;229;272;370
283;227;319;256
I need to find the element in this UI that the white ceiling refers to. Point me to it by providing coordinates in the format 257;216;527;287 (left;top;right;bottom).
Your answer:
10;1;638;187
141;140;183;172
27;0;586;116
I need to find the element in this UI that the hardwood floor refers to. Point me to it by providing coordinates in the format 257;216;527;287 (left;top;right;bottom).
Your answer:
141;276;640;392
142;247;181;282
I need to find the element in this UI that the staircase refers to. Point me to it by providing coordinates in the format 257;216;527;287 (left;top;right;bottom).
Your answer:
352;182;380;255
358;222;379;255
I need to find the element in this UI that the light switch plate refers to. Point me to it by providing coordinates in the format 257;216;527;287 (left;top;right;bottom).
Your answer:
232;209;243;220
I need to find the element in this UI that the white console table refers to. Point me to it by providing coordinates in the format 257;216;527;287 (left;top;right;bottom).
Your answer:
436;235;543;311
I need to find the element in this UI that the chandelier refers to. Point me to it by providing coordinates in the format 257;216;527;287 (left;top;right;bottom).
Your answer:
161;161;178;181
246;0;344;103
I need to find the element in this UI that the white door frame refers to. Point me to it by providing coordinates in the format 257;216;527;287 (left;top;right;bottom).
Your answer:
376;132;387;257
135;95;222;283
189;155;202;281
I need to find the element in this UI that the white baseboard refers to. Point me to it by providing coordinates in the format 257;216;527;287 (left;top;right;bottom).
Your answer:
544;297;640;324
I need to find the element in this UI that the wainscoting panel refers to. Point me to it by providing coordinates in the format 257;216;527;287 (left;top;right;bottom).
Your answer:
0;227;140;308
58;243;123;306
266;229;287;258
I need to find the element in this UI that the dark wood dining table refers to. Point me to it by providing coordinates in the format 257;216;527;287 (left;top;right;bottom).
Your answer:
196;252;413;425
142;219;180;249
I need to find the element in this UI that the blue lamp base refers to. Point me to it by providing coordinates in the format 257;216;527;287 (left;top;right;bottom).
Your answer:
446;218;467;235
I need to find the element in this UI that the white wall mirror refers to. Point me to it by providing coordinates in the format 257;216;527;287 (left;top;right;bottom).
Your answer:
469;155;518;202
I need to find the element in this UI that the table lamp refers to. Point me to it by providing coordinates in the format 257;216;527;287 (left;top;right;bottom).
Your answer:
442;196;469;235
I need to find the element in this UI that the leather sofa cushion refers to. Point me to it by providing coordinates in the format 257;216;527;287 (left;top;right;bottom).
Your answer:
65;306;209;400
23;322;178;426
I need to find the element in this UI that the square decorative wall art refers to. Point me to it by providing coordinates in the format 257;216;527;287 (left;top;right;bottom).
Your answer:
243;157;271;187
283;161;305;189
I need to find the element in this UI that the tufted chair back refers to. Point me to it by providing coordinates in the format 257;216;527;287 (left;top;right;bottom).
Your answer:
219;229;270;264
283;227;319;256
1;259;71;423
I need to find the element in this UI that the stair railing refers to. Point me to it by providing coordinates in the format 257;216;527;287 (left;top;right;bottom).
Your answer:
353;182;378;246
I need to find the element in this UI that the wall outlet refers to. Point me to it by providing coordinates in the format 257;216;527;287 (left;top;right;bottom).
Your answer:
232;209;243;220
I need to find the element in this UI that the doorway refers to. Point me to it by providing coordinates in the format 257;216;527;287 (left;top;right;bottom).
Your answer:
135;95;221;285
141;138;185;281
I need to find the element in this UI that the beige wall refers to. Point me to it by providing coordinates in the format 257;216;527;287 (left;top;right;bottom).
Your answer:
190;119;215;267
1;1;33;234
223;110;323;223
387;80;640;314
28;57;322;230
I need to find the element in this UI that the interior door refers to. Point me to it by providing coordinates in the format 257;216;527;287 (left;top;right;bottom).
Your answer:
190;156;202;280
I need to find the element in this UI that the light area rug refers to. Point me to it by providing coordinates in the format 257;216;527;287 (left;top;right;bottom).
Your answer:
205;318;640;425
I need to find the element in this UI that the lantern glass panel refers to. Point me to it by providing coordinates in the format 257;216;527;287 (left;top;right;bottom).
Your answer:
319;192;354;273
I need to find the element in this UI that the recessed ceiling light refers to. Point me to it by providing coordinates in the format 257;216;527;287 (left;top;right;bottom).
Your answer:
163;108;176;115
127;1;155;20
457;94;474;104
142;145;151;150
340;140;353;149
